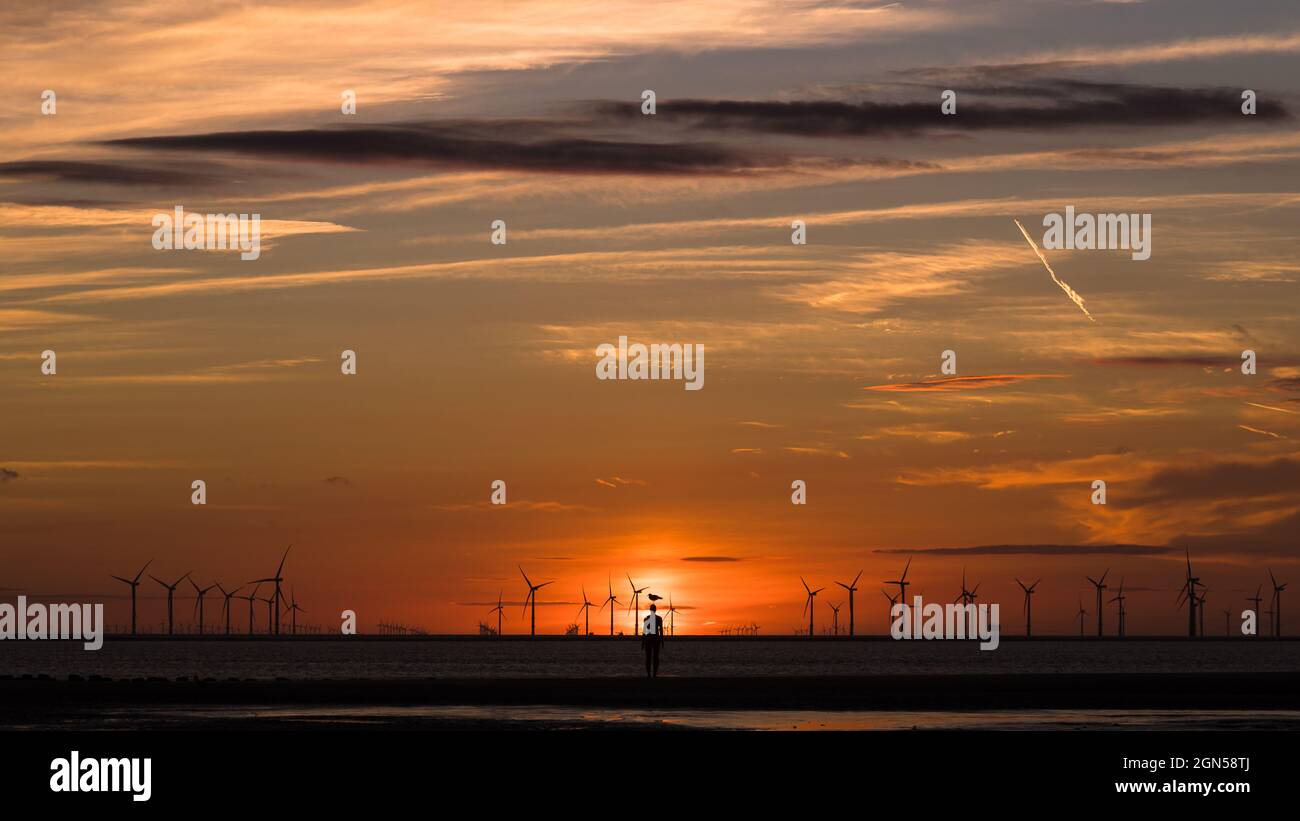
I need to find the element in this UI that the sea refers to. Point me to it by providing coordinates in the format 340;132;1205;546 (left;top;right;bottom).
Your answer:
3;636;1299;680
5;637;1298;730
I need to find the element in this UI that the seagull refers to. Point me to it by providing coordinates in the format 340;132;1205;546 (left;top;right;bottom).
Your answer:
647;593;664;602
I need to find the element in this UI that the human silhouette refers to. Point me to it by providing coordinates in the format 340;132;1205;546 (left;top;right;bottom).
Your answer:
642;603;664;678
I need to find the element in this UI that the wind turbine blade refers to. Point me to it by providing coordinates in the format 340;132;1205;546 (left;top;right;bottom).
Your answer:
852;569;863;587
801;577;811;594
133;559;154;582
276;545;291;576
1100;568;1110;585
519;565;532;587
900;557;911;582
110;575;131;584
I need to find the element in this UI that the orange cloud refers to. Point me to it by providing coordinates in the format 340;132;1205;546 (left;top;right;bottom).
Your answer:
864;374;1065;392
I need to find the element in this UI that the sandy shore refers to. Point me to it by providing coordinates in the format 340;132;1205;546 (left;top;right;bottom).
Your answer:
3;671;1298;715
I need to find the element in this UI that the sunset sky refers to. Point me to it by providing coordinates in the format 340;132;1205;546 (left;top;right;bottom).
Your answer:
2;0;1299;636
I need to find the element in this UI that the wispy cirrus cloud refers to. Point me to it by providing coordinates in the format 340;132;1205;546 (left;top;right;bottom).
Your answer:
68;357;323;385
595;476;646;488
865;374;1065;392
1015;30;1300;67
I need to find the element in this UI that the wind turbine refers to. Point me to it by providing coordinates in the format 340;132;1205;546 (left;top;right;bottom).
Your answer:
665;594;678;636
828;601;842;636
110;558;153;635
1016;577;1040;638
215;583;243;636
598;577;620;636
259;592;276;634
1197;588;1209;637
956;574;977;605
800;577;824;637
1247;585;1263;638
576;586;595;636
627;575;648;636
1076;598;1088;637
519;565;552;636
1086;568;1109;637
284;588;304;635
883;589;898;627
1269;569;1287;638
1176;549;1200;638
237;583;261;635
487;589;505;636
248;545;291;636
953;572;980;637
149;571;191;635
884;558;911;606
1110;577;1126;638
188;578;218;635
834;570;862;637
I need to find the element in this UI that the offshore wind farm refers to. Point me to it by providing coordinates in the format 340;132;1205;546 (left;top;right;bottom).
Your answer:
3;0;1299;753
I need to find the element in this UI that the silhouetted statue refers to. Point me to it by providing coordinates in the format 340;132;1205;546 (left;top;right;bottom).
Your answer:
642;603;664;678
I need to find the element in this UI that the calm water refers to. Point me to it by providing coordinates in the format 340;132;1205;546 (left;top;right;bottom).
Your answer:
151;705;1300;731
3;638;1298;680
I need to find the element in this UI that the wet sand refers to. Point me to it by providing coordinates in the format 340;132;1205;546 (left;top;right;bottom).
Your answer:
3;671;1299;729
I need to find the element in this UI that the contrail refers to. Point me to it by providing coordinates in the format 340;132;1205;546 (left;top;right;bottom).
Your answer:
1247;401;1299;416
1013;218;1096;322
1238;424;1286;439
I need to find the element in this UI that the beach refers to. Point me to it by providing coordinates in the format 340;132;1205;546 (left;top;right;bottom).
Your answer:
4;671;1300;730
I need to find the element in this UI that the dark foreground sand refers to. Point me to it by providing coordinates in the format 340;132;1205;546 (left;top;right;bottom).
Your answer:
3;672;1299;729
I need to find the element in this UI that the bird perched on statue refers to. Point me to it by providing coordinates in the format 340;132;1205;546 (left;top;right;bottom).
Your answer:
647;593;663;602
